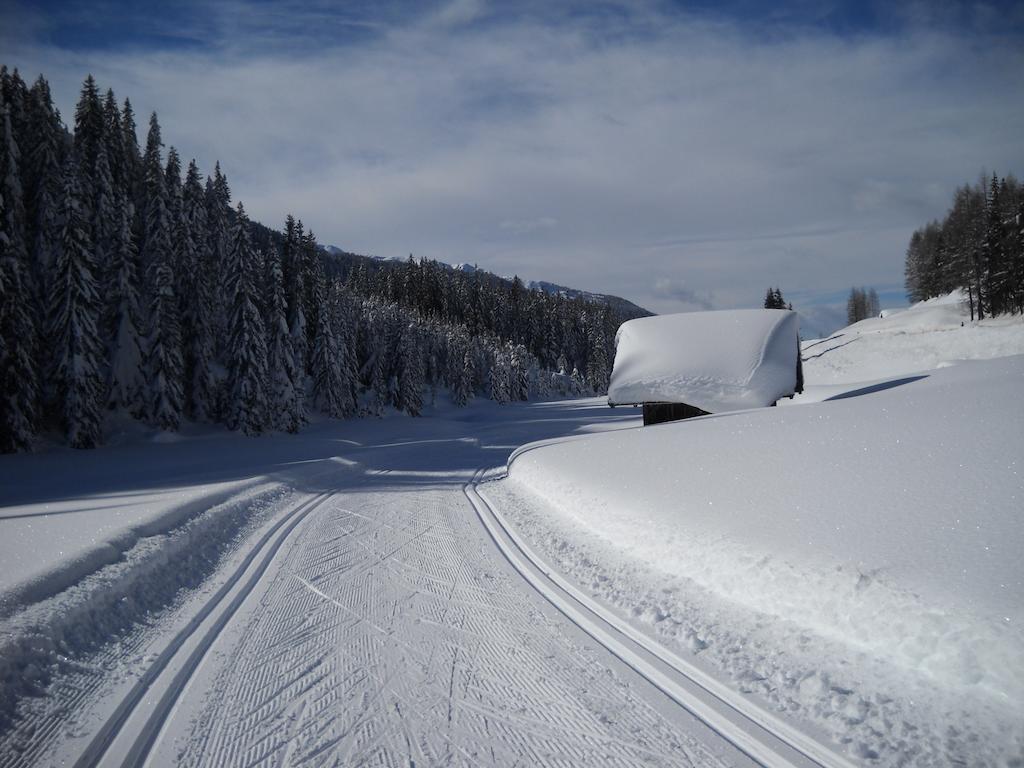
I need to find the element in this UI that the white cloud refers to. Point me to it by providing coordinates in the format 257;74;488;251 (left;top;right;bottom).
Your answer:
5;3;1023;313
651;277;714;312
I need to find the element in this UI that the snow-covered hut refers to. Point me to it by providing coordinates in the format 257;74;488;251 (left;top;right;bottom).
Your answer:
607;309;803;425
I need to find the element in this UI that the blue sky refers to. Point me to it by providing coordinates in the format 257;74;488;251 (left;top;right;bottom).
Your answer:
3;0;1023;331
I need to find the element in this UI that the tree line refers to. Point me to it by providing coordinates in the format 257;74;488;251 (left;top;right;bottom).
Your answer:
904;172;1024;320
0;68;622;452
846;286;880;324
344;258;618;396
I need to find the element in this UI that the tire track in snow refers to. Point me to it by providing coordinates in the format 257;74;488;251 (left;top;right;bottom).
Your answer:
169;485;733;767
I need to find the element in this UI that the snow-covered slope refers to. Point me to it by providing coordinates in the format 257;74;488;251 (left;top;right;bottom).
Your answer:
800;290;1024;386
489;295;1024;766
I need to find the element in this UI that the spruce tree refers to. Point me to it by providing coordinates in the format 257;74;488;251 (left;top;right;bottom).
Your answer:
141;113;183;429
224;203;268;435
102;90;125;190
205;162;231;351
282;215;309;374
24;75;64;280
585;311;609;394
311;285;345;418
445;329;469;406
265;245;305;432
0;67;29;149
106;194;146;417
490;345;511;404
0;103;39;451
73;75;104;177
121;98;142;215
92;138;117;310
397;323;424;416
182;159;217;421
333;287;359;415
983;174;1010;315
510;343;531;401
49;154;103;448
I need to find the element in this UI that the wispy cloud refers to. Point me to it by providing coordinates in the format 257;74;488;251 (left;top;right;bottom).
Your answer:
3;0;1023;315
652;278;714;311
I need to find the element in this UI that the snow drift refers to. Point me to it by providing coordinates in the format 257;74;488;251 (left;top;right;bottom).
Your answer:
607;309;801;412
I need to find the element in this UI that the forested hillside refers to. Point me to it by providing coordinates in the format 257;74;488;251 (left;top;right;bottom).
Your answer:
904;172;1024;319
0;68;632;452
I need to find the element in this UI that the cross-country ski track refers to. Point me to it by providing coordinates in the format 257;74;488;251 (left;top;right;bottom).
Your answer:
3;402;855;767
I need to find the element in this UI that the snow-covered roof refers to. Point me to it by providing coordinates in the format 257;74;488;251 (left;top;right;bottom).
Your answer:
607;309;800;411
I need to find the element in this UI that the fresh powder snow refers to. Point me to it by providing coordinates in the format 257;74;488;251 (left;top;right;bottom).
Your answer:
607;309;801;411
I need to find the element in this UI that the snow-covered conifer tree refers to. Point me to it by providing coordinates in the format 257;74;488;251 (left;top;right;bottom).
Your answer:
490;344;511;404
300;226;326;357
92;139;117;301
141;113;183;429
224;203;268;435
282;215;308;375
585;311;610;394
106;194;146;417
49;154;103;448
73;75;103;180
205;162;231;351
120;98;142;211
181;159;217;421
333;287;359;415
265;245;305;432
311;285;346;418
510;343;531;401
24;76;63;282
446;329;472;406
0;103;39;451
397;322;424;416
99;92;124;191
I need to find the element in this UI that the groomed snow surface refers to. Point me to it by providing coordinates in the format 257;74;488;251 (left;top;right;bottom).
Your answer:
607;309;800;412
490;293;1024;766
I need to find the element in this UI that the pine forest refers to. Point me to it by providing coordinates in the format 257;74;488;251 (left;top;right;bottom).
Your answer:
0;68;636;452
904;172;1024;320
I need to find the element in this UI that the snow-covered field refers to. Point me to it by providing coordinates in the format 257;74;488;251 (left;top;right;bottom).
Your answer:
487;293;1024;766
2;291;1022;767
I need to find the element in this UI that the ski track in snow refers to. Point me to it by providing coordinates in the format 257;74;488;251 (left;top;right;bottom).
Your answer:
0;484;295;767
164;483;731;767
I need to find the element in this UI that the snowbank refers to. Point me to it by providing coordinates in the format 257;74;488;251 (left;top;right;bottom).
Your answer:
495;355;1024;764
0;479;264;614
608;309;800;412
